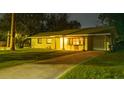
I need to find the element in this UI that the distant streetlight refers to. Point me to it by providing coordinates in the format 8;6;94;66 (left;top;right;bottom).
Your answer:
10;13;16;51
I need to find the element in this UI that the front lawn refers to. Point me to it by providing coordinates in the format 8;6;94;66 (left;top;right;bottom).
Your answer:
59;50;124;79
0;48;77;69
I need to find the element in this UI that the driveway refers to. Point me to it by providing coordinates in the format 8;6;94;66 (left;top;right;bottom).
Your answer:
0;51;103;79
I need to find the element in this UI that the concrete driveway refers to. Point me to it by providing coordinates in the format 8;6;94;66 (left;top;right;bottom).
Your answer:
0;51;103;79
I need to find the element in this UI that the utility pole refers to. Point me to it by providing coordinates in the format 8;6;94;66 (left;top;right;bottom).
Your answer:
7;31;10;47
10;13;16;51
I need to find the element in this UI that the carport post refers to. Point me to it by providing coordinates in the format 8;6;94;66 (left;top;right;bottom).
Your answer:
83;36;85;51
105;35;107;52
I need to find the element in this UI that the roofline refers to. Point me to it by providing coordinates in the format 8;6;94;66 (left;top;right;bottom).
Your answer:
28;35;63;38
66;33;111;37
88;33;111;36
28;33;111;38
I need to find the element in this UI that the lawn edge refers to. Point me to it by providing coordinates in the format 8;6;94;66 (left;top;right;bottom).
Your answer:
56;57;96;79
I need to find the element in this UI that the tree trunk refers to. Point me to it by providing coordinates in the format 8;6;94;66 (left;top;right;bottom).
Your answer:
10;13;16;51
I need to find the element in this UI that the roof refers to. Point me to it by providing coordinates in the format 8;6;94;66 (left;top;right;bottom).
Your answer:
29;26;116;38
30;29;78;37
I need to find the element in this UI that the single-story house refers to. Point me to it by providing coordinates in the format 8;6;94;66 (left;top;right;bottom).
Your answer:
28;27;116;51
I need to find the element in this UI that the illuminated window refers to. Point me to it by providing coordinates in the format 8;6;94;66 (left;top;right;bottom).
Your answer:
73;38;80;45
37;38;42;44
46;38;52;44
68;38;83;45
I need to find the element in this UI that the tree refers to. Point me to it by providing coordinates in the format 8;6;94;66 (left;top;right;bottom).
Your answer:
98;13;124;50
15;13;47;35
46;13;69;31
15;33;28;48
0;14;11;30
68;20;81;29
99;13;124;38
46;14;81;31
0;13;81;33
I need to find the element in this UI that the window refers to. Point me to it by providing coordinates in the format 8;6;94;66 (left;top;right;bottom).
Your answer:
37;38;42;44
46;38;52;44
73;38;80;45
68;38;82;45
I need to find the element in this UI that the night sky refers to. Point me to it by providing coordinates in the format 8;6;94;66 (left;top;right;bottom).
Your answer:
68;13;99;28
0;13;99;28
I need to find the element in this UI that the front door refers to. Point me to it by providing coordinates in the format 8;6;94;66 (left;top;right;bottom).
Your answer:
55;37;60;50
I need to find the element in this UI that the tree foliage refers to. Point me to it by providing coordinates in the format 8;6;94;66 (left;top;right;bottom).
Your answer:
68;20;81;29
98;13;124;50
98;13;124;40
0;13;81;35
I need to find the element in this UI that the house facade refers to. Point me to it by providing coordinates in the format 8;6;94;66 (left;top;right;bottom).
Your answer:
29;27;115;51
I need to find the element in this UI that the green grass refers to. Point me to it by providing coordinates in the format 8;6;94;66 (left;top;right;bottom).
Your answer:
0;48;77;69
59;50;124;79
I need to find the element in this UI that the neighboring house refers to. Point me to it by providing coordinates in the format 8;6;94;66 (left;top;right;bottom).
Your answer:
29;27;116;51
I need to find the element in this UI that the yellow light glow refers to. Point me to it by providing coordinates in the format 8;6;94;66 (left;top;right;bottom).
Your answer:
60;37;63;49
60;37;68;49
64;37;68;45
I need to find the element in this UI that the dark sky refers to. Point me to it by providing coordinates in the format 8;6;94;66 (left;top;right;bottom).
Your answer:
0;13;99;28
68;13;99;28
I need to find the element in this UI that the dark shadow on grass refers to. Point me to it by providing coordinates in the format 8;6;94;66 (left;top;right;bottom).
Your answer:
0;51;53;62
0;51;78;63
